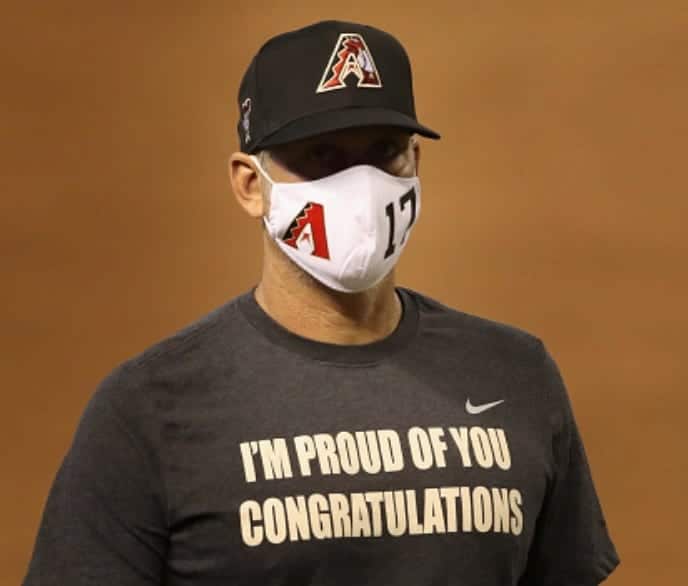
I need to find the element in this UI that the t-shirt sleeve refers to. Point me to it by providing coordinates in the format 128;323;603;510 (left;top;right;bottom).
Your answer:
519;345;620;586
22;370;168;585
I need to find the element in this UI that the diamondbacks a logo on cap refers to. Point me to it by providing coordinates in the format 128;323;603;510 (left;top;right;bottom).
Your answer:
316;33;382;93
282;202;330;259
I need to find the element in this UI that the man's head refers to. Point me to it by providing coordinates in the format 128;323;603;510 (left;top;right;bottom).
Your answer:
229;20;439;294
230;19;436;213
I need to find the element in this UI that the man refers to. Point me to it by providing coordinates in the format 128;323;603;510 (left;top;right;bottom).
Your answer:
23;20;620;586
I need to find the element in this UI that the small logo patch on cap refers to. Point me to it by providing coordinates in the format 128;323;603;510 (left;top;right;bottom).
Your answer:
241;98;252;143
316;33;382;93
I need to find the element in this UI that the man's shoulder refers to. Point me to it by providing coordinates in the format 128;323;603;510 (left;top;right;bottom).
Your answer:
92;292;249;410
125;295;244;368
403;287;546;361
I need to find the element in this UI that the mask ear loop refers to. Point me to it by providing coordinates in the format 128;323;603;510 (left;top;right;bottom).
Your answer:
250;154;275;186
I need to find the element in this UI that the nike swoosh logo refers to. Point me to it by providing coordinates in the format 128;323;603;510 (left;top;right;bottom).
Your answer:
465;398;505;415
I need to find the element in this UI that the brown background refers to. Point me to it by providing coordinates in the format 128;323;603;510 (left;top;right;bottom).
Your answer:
2;1;686;584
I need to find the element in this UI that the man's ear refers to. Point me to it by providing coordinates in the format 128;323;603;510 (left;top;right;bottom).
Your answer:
229;152;266;218
412;136;421;175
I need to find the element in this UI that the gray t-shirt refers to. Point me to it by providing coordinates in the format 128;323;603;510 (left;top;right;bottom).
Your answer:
22;287;620;585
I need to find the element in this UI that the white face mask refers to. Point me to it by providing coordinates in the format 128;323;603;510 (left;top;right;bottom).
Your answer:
251;155;421;293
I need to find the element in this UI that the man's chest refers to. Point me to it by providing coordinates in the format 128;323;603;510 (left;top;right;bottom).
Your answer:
158;364;554;585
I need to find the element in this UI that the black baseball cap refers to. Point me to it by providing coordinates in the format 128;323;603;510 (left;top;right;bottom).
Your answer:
236;20;441;153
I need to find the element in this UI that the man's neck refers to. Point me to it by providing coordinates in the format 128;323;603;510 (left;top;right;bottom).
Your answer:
254;238;402;345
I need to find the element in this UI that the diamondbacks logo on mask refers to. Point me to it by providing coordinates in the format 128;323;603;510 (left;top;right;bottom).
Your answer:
316;33;382;93
282;202;331;259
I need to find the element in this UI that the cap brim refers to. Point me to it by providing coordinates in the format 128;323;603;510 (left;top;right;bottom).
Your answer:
250;107;440;153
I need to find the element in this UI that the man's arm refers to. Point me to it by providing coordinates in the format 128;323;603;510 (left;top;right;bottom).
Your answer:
518;345;620;586
22;371;168;585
